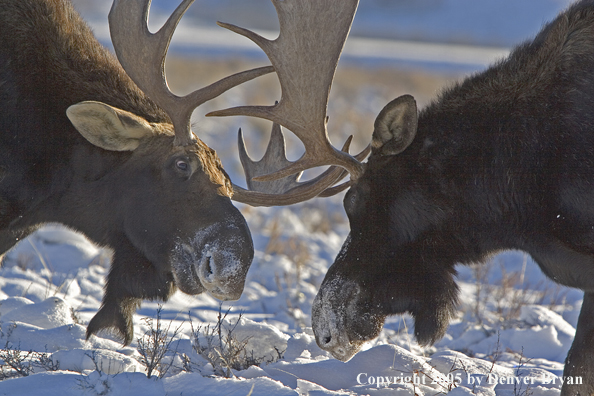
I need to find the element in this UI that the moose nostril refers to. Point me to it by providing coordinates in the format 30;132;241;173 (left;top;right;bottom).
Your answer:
199;254;215;285
323;335;332;345
205;256;213;276
204;256;215;283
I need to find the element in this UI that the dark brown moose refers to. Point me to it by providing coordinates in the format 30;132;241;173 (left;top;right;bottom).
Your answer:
0;0;363;346
210;1;594;395
0;0;290;345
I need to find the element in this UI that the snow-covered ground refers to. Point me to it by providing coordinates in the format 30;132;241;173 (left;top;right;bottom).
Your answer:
0;203;584;395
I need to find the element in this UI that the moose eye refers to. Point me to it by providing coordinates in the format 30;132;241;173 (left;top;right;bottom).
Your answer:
344;184;370;218
175;159;189;172
344;190;358;216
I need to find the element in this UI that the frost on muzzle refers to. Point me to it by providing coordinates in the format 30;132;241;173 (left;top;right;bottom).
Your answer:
171;220;253;300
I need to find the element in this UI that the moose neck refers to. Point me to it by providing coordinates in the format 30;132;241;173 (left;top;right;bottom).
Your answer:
413;56;565;261
0;0;167;249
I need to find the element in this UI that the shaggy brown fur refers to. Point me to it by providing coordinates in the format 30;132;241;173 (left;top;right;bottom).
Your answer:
314;2;594;395
0;0;252;344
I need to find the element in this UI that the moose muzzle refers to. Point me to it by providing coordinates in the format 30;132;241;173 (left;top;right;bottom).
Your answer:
171;218;253;300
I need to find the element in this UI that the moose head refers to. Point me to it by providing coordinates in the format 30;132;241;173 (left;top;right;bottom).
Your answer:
221;3;594;395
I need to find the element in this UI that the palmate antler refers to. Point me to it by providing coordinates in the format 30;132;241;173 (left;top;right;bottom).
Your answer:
109;0;366;206
209;0;369;206
108;0;274;147
233;123;369;206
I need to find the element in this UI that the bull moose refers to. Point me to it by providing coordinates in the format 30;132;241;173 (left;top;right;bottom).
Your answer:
0;0;305;345
0;0;364;346
284;1;594;395
199;0;594;394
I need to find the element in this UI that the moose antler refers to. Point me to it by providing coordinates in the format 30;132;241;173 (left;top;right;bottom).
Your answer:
110;0;366;206
108;0;274;147
207;0;368;205
232;123;369;206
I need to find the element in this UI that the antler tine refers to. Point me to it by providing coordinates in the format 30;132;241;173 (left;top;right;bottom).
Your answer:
207;0;364;179
238;123;302;194
233;125;370;207
109;0;274;146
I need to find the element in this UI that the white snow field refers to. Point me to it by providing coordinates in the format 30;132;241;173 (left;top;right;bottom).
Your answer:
0;205;584;395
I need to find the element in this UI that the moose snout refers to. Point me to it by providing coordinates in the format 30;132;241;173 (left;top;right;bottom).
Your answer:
312;309;360;362
171;220;254;300
314;326;353;362
195;244;247;300
312;284;362;362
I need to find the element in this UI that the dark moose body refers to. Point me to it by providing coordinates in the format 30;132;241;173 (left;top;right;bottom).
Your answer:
313;1;594;394
0;0;254;345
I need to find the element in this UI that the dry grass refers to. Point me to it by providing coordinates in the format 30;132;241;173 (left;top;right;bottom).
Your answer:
136;306;183;379
184;305;281;378
264;218;310;269
0;324;60;380
264;216;309;305
469;257;569;328
164;57;456;105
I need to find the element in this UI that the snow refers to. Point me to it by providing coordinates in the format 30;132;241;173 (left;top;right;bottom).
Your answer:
0;210;582;395
2;297;75;329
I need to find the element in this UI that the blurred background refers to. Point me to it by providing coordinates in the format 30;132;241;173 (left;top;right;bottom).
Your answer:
69;0;574;188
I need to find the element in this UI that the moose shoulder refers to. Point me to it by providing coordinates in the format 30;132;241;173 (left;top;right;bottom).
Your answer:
0;0;267;345
311;1;594;394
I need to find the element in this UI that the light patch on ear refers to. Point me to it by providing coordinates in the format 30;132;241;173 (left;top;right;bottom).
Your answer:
67;101;155;151
371;94;418;156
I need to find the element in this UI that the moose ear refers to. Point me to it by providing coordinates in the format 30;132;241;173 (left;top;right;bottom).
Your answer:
67;101;155;151
371;94;418;157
